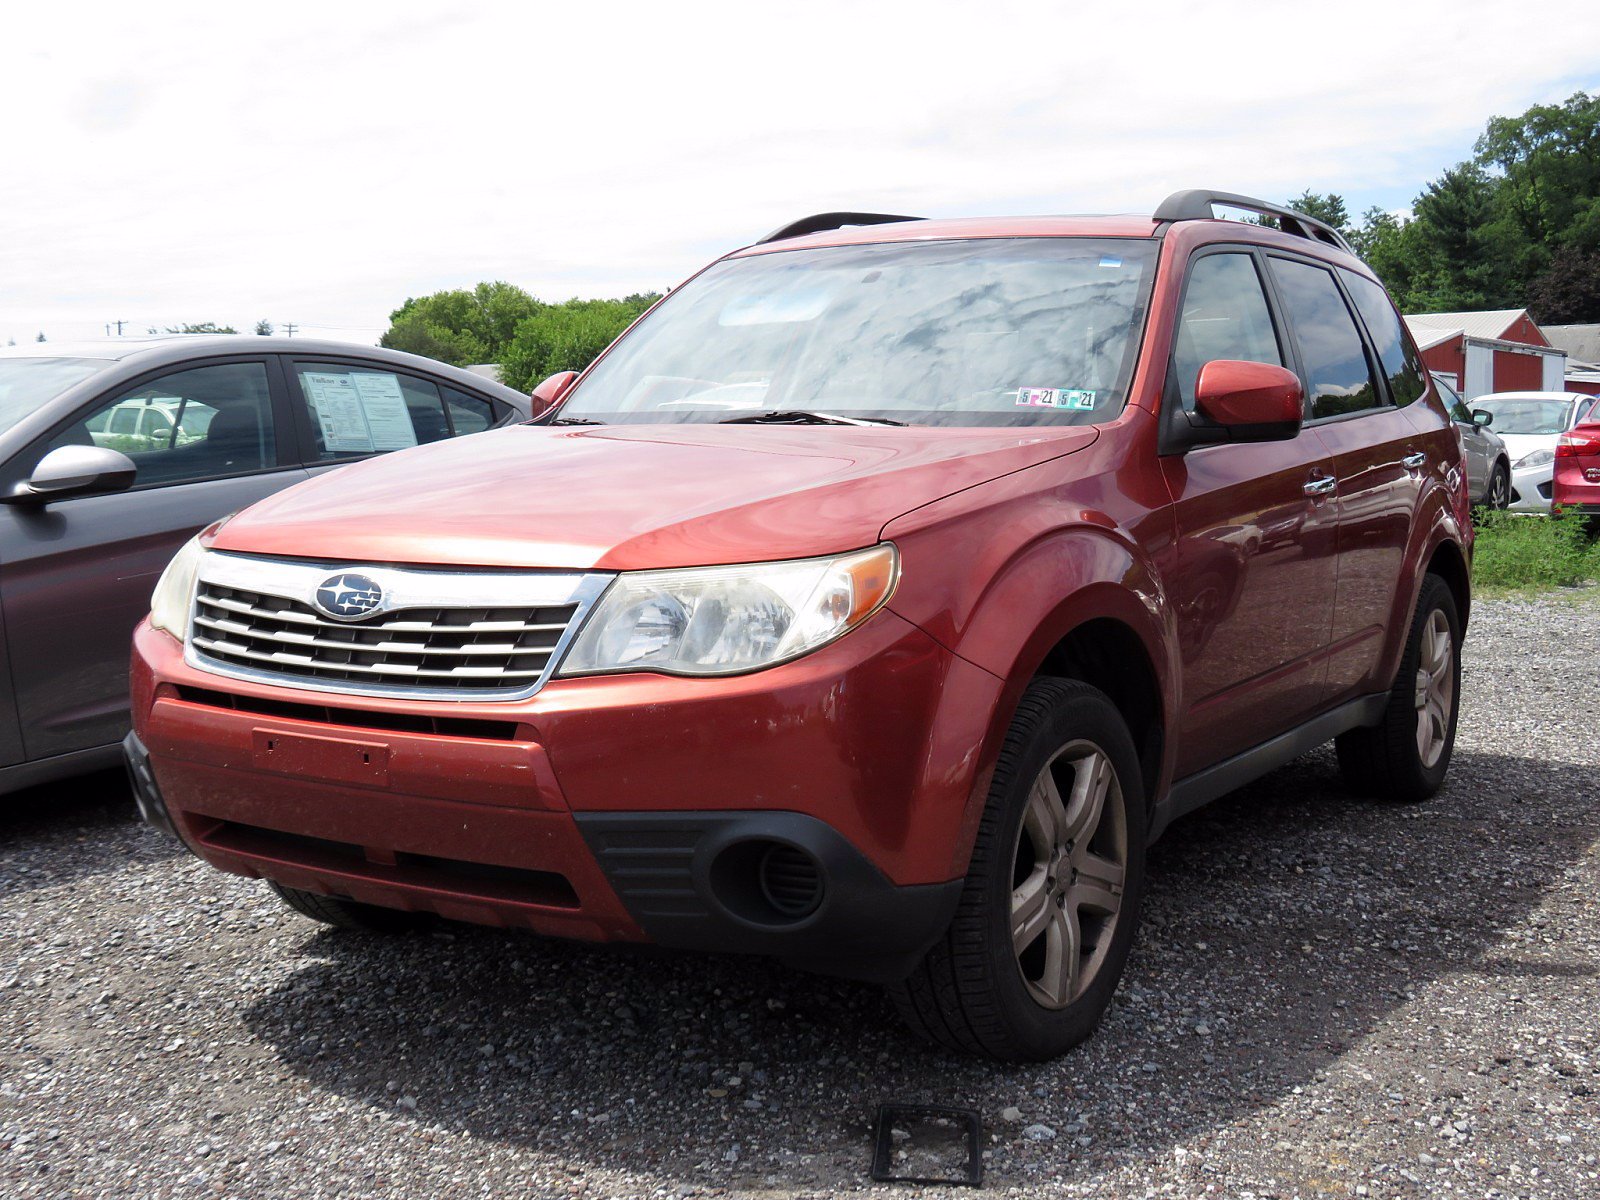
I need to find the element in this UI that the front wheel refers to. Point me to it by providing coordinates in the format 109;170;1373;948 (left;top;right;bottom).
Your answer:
889;678;1146;1062
1483;462;1511;510
1335;574;1461;801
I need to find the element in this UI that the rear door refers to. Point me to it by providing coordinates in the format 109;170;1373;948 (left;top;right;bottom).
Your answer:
1158;247;1340;776
1265;258;1427;705
0;357;307;762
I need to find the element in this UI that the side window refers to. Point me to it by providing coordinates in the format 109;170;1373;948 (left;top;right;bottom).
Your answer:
48;362;275;487
443;386;495;435
1172;253;1283;411
1268;258;1380;419
1341;271;1424;407
293;364;456;462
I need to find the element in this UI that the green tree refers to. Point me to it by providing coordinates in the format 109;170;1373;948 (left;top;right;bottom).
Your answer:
254;319;274;336
1285;191;1351;236
379;281;540;366
161;322;238;334
1527;245;1600;324
35;332;45;342
498;294;660;392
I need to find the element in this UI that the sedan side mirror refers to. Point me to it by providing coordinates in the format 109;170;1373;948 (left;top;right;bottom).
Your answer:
529;370;579;419
6;445;137;505
1471;409;1493;428
1192;360;1305;443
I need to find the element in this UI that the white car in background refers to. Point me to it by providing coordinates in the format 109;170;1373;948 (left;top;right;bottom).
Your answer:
1469;391;1600;511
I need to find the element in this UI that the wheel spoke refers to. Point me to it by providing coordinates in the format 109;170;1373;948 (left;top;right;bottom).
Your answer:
1060;751;1111;845
1068;848;1125;915
1023;770;1065;854
1011;867;1052;956
1039;903;1081;1006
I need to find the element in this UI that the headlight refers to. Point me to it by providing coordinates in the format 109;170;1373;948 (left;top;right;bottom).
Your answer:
1515;448;1555;469
149;534;207;640
559;544;898;677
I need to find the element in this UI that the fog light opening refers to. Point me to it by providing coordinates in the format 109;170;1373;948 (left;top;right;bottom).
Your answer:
708;838;825;926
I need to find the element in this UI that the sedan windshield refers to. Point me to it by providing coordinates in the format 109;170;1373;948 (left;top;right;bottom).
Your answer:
1475;397;1573;435
557;237;1159;427
0;358;113;437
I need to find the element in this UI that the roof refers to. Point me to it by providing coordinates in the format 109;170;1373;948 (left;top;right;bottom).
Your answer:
1406;309;1530;341
1406;324;1460;353
1544;323;1600;364
731;214;1163;256
0;334;379;362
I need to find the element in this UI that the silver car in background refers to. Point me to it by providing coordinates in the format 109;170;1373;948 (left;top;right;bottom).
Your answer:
1466;390;1600;511
1432;374;1511;508
0;336;531;797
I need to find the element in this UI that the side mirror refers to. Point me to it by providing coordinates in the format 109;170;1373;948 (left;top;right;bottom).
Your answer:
1472;409;1493;428
1192;360;1305;443
529;370;579;419
6;445;137;505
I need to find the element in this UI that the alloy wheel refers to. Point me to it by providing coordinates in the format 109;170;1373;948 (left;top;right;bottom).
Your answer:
1413;609;1454;769
1010;740;1128;1009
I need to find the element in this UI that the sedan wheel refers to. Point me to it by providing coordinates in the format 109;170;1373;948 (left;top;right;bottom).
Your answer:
1484;463;1510;510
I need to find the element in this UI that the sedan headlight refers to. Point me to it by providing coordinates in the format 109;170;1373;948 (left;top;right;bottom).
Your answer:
559;544;898;677
149;534;207;640
1515;448;1555;469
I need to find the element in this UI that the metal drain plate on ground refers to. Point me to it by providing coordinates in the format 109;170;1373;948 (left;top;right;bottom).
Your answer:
870;1103;983;1186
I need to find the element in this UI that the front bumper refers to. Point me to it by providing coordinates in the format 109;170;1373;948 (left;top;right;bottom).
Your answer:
130;610;997;979
1509;460;1554;511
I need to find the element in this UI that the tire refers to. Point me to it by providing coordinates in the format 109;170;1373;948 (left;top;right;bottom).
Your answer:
1335;573;1461;802
267;882;423;933
1482;461;1510;510
888;678;1147;1062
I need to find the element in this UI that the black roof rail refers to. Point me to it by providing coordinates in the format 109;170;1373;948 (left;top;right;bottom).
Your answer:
756;211;924;245
1154;189;1356;256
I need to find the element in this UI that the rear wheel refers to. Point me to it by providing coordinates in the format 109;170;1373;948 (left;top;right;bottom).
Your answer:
889;678;1146;1062
1335;574;1461;801
267;882;423;933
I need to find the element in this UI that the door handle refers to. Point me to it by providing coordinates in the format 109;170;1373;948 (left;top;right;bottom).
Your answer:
1402;451;1426;469
1303;475;1337;497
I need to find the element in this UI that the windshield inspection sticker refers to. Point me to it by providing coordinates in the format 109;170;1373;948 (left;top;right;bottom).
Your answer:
1014;387;1097;410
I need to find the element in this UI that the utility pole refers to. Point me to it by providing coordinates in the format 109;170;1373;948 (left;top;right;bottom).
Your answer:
283;322;298;338
114;319;127;335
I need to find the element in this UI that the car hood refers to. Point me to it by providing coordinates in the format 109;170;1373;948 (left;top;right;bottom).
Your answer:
210;423;1099;570
1498;432;1557;462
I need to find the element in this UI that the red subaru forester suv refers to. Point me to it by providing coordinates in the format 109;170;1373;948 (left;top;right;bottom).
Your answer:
126;191;1472;1061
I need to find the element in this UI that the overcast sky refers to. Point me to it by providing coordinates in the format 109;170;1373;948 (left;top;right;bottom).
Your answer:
3;1;1598;348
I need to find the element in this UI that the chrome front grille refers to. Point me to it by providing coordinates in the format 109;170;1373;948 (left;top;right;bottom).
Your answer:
185;553;608;700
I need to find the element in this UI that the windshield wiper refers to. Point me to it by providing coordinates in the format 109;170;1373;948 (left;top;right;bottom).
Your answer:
717;410;907;427
549;416;606;425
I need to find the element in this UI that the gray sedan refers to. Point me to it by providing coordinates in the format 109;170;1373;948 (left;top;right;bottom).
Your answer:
1431;374;1511;508
0;336;530;796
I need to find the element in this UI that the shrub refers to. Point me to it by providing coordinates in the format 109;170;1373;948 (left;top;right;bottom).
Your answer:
1470;510;1600;592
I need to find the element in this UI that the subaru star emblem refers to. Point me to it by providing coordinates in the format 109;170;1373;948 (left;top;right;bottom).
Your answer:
314;572;384;620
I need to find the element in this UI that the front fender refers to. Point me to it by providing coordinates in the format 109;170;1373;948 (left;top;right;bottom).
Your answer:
883;469;1178;875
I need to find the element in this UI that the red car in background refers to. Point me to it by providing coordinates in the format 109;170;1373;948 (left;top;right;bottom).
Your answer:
125;191;1472;1061
1555;410;1600;515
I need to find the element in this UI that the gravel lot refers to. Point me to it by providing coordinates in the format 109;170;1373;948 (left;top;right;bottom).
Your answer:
4;591;1598;1200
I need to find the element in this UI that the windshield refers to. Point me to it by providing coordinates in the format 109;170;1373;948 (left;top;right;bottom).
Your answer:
1475;397;1573;435
0;358;112;437
558;237;1159;427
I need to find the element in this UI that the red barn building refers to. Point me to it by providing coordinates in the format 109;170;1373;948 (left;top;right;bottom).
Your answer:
1404;309;1567;400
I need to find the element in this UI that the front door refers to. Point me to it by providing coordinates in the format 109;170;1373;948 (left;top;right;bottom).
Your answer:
0;359;306;762
1157;248;1340;777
